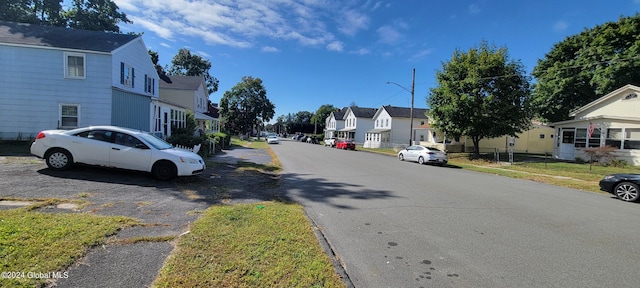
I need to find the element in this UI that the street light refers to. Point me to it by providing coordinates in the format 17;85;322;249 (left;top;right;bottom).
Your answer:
387;68;415;146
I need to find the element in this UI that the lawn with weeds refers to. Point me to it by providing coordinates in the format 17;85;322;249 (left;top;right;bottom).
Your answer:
0;206;138;287
447;153;640;193
153;201;345;288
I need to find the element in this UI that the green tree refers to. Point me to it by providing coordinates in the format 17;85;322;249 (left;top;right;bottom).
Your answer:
532;14;640;123
0;0;130;32
311;104;337;133
427;41;532;159
65;0;131;32
1;0;65;26
169;48;219;95
220;76;275;136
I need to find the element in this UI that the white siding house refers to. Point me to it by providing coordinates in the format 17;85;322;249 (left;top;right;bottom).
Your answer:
324;107;347;139
364;105;430;148
339;106;377;144
0;21;159;140
551;84;640;165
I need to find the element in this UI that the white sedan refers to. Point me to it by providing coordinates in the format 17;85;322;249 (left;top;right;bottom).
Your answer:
266;135;279;144
397;145;448;166
30;126;205;180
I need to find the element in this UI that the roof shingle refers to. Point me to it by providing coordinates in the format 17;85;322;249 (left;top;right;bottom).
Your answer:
0;21;138;52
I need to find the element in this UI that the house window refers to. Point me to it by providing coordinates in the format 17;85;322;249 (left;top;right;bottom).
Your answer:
145;75;155;94
574;129;587;148
385;119;389;127
120;62;134;87
575;128;601;148
60;104;79;128
539;134;545;139
606;128;622;149
64;52;85;79
625;128;640;149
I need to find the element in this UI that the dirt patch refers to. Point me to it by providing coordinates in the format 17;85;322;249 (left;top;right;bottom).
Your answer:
177;163;283;205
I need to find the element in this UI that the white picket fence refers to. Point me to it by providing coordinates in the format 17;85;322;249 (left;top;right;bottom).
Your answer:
174;144;201;154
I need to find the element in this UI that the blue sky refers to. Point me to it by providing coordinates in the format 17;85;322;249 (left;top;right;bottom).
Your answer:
113;0;639;121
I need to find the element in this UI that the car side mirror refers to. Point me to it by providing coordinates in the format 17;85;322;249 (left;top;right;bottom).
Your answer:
135;143;149;149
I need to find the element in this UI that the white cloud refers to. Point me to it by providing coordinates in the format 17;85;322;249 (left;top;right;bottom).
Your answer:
377;25;402;44
468;4;481;15
349;48;371;55
196;50;211;58
553;21;569;32
129;15;174;40
410;49;433;61
262;46;279;53
338;10;370;36
327;41;344;52
117;0;342;49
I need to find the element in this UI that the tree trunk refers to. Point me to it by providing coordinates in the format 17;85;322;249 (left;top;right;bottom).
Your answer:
472;137;481;160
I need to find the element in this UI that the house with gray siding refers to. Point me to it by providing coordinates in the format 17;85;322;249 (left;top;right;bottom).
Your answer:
159;75;219;136
0;21;163;140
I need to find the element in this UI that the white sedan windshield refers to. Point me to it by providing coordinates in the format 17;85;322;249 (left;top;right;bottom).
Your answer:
138;133;173;150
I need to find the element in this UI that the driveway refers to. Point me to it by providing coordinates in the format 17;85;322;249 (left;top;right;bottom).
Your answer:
0;146;279;288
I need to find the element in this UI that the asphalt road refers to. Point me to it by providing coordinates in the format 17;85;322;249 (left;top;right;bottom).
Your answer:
271;139;640;288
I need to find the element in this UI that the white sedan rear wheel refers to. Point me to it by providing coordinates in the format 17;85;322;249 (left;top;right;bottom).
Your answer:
46;149;73;170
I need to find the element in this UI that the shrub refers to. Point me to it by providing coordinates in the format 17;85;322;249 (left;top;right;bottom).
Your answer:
582;146;617;165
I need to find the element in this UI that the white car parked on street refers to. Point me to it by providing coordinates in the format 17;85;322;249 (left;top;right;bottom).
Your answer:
397;145;448;166
30;125;205;180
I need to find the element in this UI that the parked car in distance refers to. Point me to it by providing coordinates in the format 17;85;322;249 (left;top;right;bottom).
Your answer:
397;145;448;166
336;139;356;150
324;138;336;147
266;135;279;144
30;125;205;180
599;173;640;202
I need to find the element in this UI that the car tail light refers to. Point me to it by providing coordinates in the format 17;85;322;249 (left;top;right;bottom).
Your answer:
36;132;45;140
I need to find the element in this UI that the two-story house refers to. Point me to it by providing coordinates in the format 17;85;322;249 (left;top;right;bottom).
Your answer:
159;75;219;136
364;105;430;148
0;21;166;140
339;106;377;144
324;107;347;140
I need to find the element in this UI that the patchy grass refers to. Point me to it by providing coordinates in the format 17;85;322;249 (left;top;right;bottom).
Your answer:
0;207;138;287
446;153;640;193
153;201;345;288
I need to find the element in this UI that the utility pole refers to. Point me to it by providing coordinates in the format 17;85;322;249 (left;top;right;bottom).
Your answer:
409;68;415;146
387;68;416;146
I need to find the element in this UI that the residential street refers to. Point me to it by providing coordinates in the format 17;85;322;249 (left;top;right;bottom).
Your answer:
271;139;640;288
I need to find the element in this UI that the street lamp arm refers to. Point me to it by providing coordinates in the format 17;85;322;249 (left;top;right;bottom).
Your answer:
386;81;412;93
386;68;416;146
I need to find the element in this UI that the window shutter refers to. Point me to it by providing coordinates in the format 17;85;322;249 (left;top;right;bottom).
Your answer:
132;68;135;88
120;62;124;84
153;78;155;95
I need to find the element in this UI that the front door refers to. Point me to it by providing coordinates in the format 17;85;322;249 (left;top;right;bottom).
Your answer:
559;129;575;160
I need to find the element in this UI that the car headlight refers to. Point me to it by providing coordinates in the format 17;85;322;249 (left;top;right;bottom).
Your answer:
180;157;199;164
603;175;616;180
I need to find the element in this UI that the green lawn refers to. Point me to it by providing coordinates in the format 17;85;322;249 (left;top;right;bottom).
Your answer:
0;202;137;288
153;202;345;288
